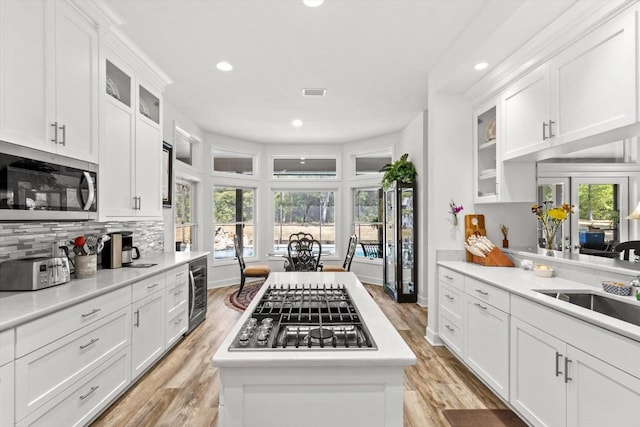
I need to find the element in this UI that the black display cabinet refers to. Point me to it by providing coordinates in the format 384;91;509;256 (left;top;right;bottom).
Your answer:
383;180;417;303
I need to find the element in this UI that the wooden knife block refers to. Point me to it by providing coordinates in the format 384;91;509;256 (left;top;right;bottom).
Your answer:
465;214;514;267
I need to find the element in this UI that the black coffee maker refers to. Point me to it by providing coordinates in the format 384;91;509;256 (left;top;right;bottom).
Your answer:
121;231;140;265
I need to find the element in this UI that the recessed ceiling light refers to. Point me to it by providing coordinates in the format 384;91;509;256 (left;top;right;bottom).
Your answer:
292;119;303;127
303;0;324;7
300;161;306;164
474;62;488;71
300;157;306;160
216;61;233;72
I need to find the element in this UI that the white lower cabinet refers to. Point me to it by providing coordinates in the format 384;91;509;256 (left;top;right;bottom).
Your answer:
463;294;510;400
510;296;640;427
0;361;14;427
16;349;130;427
165;265;189;348
131;280;166;379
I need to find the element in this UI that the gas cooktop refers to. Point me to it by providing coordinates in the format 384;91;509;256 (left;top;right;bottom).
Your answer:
228;283;377;351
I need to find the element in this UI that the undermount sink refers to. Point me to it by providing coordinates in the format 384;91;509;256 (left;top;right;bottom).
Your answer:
537;291;640;327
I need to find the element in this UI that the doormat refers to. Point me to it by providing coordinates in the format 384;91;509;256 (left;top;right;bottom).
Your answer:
442;409;527;427
225;281;265;311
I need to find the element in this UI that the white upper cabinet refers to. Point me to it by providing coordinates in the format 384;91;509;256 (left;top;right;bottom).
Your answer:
0;0;98;163
549;8;637;146
474;99;535;204
100;46;165;220
499;5;638;161
501;64;552;160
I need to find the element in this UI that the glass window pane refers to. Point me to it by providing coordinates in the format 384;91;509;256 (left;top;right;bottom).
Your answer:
578;183;619;247
273;191;335;254
214;187;255;260
353;188;383;258
355;156;391;175
214;150;254;175
273;158;336;179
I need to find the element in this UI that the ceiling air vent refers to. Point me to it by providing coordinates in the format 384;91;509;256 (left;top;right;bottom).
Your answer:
302;88;326;97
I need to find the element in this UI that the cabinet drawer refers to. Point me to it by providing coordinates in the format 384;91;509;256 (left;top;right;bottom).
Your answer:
166;264;188;288
166;307;188;349
439;282;463;321
0;328;14;365
166;280;188;315
439;312;462;357
465;277;510;313
439;267;464;291
16;349;130;427
15;307;129;421
16;286;130;357
132;272;166;302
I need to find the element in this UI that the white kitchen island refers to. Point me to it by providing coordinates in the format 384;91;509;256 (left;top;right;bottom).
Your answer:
212;272;416;427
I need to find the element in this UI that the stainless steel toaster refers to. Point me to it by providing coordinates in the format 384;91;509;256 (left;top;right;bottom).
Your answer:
0;257;71;291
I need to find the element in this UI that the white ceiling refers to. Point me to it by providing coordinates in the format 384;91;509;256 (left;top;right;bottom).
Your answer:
104;0;576;144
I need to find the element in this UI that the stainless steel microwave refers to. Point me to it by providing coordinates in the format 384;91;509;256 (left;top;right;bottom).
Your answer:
0;142;97;220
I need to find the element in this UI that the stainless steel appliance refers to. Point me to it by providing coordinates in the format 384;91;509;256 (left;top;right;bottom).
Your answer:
228;284;377;350
0;142;97;220
0;256;71;291
186;257;208;334
121;231;140;266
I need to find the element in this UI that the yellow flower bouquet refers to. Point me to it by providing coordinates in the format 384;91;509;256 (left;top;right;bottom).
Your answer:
531;202;574;253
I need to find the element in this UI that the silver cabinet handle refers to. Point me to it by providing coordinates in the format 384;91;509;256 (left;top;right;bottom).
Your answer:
548;120;555;138
444;294;454;300
475;289;488;296
147;282;160;289
555;351;563;377
564;357;572;383
174;318;183;325
134;310;140;327
51;122;58;143
79;385;99;401
189;270;196;320
444;275;453;280
79;338;99;350
58;124;66;146
542;121;548;140
474;302;488;310
173;289;184;296
444;324;454;332
81;308;101;318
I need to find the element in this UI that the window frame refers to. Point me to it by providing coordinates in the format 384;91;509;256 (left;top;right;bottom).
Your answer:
270;154;340;180
352;186;384;262
213;185;257;263
175;178;197;252
212;148;257;177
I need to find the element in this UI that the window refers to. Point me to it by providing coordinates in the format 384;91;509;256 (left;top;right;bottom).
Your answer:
213;186;255;260
273;191;335;254
175;126;199;166
355;152;391;175
353;188;383;258
273;157;336;179
175;180;196;251
213;150;254;175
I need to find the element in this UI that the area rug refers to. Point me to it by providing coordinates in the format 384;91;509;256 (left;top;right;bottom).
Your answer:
225;281;265;312
443;409;527;427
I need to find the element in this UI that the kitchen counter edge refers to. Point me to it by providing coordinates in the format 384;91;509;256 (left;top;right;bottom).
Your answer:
0;252;209;331
437;260;640;343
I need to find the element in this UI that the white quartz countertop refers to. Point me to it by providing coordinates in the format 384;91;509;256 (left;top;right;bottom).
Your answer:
0;252;209;331
212;272;417;368
438;260;640;343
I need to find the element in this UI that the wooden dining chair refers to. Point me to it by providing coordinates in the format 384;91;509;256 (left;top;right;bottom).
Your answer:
234;235;270;296
287;237;322;271
323;235;357;272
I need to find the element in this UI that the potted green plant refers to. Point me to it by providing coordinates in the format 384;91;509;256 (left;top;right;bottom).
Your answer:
380;153;416;190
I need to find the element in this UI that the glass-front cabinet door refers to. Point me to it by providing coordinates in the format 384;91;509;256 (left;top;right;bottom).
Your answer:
383;181;417;303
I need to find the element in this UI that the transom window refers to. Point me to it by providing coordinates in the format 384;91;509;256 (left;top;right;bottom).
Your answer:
214;150;254;175
273;157;336;179
355;151;392;175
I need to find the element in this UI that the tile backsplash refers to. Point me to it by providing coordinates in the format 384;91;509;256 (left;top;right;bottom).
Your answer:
0;220;164;263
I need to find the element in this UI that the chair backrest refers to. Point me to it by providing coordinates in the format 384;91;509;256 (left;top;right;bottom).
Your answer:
234;235;246;271
614;240;640;261
343;235;358;271
288;237;322;271
289;232;313;243
361;242;382;259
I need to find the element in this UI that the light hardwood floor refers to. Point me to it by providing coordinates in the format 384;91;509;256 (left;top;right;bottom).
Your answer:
92;284;507;427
